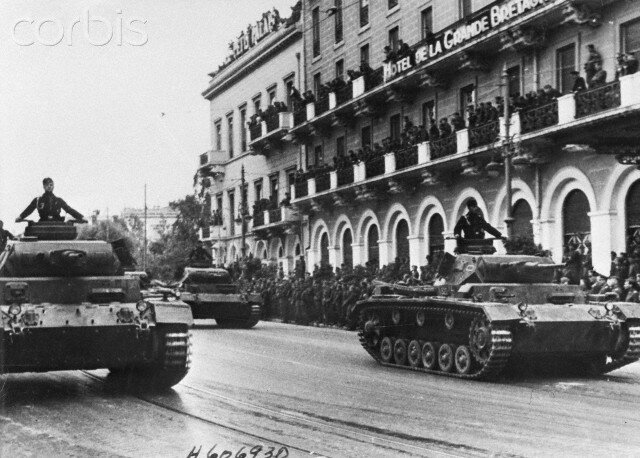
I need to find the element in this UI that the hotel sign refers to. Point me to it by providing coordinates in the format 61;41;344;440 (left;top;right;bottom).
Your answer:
226;8;281;62
383;0;549;81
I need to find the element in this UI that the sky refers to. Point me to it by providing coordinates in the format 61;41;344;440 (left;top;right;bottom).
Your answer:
0;0;298;233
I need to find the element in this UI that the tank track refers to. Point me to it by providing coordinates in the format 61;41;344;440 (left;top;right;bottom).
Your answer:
163;331;192;371
602;325;640;374
357;304;512;380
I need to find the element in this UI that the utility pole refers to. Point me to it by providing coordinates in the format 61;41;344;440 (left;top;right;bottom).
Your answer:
502;64;514;238
240;165;247;259
143;184;148;270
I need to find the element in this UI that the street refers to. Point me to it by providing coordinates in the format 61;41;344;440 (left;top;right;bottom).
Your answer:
2;321;640;457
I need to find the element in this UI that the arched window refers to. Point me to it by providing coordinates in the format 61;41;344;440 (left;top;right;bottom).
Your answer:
563;189;591;256
295;243;301;256
367;225;379;265
626;180;640;255
278;245;284;258
512;199;533;239
428;214;444;256
395;219;410;262
320;233;330;266
342;229;353;269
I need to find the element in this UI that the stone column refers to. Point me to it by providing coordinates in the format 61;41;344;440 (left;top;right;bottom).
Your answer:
378;239;392;267
408;236;424;267
443;231;456;254
384;152;396;174
588;211;617;276
351;242;364;267
328;245;340;270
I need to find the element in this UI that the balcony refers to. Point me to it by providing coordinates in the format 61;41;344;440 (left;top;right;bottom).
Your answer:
249;111;294;155
252;206;299;238
519;100;559;134
430;135;457;160
575;81;621;119
315;171;331;193
197;150;226;179
469;121;500;148
365;155;385;179
336;166;354;186
394;145;419;171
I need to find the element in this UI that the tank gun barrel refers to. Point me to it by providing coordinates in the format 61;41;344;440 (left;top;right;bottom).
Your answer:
499;261;565;269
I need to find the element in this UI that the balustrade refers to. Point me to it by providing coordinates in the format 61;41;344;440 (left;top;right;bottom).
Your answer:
337;166;354;186
316;94;330;115
315;172;331;193
429;135;457;159
365;68;384;91
519;100;559;134
268;208;282;224
575;81;621;118
253;211;265;227
365;155;385;178
249;123;262;141
335;82;353;106
394;145;418;170
295;180;308;198
469;121;499;148
264;111;279;132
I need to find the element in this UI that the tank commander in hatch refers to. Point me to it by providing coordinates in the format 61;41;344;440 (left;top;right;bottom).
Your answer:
188;241;212;265
16;177;86;223
453;198;504;241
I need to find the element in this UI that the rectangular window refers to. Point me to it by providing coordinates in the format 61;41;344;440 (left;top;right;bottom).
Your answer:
239;106;247;152
388;0;398;10
389;114;401;141
268;86;277;104
269;174;279;204
460;0;472;18
336;136;345;156
460;84;476;115
507;65;521;98
622;18;640;55
284;77;295;109
361;125;372;148
253;95;261;114
389;27;399;52
421;7;433;41
312;7;320;57
360;0;369;28
314;145;324;165
216;193;223;212
286;167;297;190
422;100;435;127
214;120;222;150
313;72;322;96
254;180;263;202
556;43;576;94
228;191;235;235
335;59;344;80
334;0;343;43
360;44;370;67
227;115;234;158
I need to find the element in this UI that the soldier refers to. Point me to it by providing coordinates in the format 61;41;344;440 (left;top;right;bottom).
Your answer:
17;177;86;223
0;220;16;252
188;241;212;266
453;198;503;241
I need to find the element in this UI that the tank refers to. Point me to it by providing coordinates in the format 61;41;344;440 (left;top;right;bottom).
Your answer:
352;241;640;380
177;267;261;328
0;221;193;388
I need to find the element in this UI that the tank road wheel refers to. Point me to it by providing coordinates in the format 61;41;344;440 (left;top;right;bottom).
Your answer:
416;310;426;327
393;339;408;365
454;345;474;375
407;340;422;367
421;342;438;369
380;337;395;363
469;317;492;364
438;344;455;372
391;309;401;325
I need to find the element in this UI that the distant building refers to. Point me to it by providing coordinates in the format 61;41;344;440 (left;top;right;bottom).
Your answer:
121;206;178;241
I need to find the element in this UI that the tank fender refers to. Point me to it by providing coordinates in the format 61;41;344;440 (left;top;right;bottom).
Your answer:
147;299;193;325
480;303;522;322
613;303;640;320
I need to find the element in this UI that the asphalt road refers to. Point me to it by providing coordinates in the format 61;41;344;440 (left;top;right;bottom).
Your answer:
2;320;640;457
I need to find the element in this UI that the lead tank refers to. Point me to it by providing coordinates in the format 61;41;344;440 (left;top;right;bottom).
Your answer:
352;242;640;379
0;221;193;388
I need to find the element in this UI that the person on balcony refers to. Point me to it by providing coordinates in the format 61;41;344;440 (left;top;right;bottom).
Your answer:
302;90;315;103
429;118;440;140
486;101;499;122
542;84;561;100
584;44;602;82
450;112;465;131
588;61;607;88
280;193;291;207
417;125;429;142
466;105;477;128
438;118;452;138
571;70;587;93
625;53;639;75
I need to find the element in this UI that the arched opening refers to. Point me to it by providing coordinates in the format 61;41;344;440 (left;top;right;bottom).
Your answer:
512;199;534;239
427;214;444;256
295;243;301;256
342;229;353;269
395;219;410;262
278;245;284;258
367;224;379;265
626;180;640;255
563;189;591;256
320;232;330;266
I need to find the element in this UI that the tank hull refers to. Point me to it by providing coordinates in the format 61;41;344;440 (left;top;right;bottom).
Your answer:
181;292;261;327
354;297;640;380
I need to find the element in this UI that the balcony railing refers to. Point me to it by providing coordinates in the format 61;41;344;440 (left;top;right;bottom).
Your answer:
268;208;282;224
316;93;330;116
365;67;384;91
520;100;559;134
335;82;353;106
253;211;265;227
394;145;418;170
249;123;262;141
469;121;499;148
264;111;279;132
337;166;354;186
293;105;306;126
315;172;331;193
575;81;621;119
365;155;385;178
295;180;308;198
430;135;457;160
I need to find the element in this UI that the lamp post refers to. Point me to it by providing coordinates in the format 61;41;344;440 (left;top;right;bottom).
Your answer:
502;64;515;238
